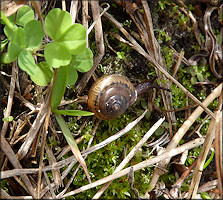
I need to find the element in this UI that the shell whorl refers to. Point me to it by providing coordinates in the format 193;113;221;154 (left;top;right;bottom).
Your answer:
87;74;137;120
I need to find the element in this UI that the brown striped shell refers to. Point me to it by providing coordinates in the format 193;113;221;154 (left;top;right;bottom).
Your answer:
88;74;137;120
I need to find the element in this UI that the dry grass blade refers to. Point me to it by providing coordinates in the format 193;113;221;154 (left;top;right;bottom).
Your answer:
187;109;217;199
56;120;100;198
140;1;158;60
45;144;63;189
70;0;78;23
1;168;39;179
40;160;77;198
55;114;91;183
75;1;105;95
1;136;36;198
37;91;52;198
215;94;223;198
178;6;203;47
1;62;17;137
188;93;222;199
1;188;13;199
82;1;89;46
9;115;31;145
1;0;26;17
31;1;47;37
169;159;198;198
148;83;222;191
43;163;56;198
16;100;48;160
1;110;148;180
93;117;165;199
130;0;175;136
172;50;185;77
81;109;148;154
6;196;33;200
197;179;219;194
61;137;205;198
87;3;110;35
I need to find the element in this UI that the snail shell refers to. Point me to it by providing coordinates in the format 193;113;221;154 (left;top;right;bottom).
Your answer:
88;74;137;120
88;74;171;120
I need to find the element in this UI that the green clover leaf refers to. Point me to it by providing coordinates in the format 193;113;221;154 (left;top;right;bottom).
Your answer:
44;42;71;68
71;48;93;72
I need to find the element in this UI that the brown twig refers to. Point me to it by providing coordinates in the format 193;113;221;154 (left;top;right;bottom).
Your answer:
1;62;17;137
187;109;217;198
36;89;52;199
172;50;184;77
75;1;105;95
82;1;89;46
36;68;57;198
0;74;37;112
170;159;198;198
1;135;36;198
213;93;222;198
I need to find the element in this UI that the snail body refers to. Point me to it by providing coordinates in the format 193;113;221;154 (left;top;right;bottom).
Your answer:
88;74;170;120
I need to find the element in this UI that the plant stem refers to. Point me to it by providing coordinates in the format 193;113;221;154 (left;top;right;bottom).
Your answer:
1;11;17;31
33;53;45;57
33;44;46;53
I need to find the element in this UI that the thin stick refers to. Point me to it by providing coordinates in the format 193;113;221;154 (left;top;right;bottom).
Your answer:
87;3;110;35
187;116;216;198
1;135;36;198
172;50;184;77
75;1;105;95
70;0;78;23
61;0;66;11
82;1;89;46
1;62;17;137
37;66;57;198
36;93;51;199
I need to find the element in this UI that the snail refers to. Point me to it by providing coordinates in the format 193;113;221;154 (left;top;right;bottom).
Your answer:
88;74;171;120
